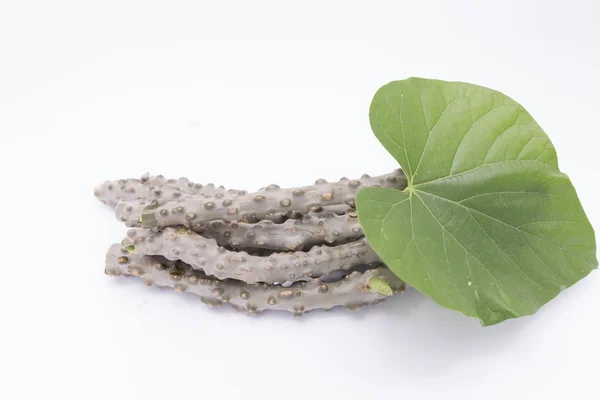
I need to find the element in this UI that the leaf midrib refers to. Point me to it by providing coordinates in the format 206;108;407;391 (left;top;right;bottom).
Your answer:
411;159;558;188
410;187;587;252
411;190;520;314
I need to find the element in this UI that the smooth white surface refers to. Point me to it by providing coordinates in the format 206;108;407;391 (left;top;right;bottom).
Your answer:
1;1;599;399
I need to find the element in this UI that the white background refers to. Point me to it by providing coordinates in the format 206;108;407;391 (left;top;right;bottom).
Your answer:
1;1;599;399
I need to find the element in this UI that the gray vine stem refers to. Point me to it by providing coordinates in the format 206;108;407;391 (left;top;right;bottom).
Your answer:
137;170;406;229
122;227;382;284
105;244;405;315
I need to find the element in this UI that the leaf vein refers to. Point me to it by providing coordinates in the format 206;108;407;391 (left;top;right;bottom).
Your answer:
413;192;519;312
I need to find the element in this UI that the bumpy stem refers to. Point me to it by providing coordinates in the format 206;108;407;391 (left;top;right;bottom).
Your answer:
115;198;352;228
138;170;407;229
94;173;241;207
105;244;405;315
122;227;382;284
198;211;364;251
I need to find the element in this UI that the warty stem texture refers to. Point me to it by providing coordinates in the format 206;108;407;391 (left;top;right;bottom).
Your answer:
139;170;406;229
106;244;405;315
122;227;382;284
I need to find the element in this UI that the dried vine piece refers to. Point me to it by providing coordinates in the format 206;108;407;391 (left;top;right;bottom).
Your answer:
105;244;405;315
114;198;352;228
139;170;407;229
94;173;241;207
122;227;382;284
198;211;364;251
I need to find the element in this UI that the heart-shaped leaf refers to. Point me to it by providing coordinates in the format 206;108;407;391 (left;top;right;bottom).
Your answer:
356;78;597;325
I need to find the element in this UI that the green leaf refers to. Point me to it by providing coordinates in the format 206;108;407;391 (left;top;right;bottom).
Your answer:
356;77;597;326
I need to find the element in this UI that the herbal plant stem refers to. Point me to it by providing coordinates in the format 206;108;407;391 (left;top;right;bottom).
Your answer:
122;227;382;284
106;244;405;315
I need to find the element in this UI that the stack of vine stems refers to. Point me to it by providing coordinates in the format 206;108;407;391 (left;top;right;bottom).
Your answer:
97;169;408;315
